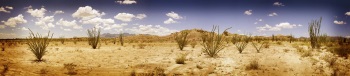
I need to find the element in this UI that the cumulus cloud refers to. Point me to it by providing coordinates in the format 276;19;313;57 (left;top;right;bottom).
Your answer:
258;19;263;21
0;6;12;13
116;0;136;4
114;13;135;22
54;10;64;15
56;19;82;29
334;20;346;25
27;7;47;17
103;23;127;30
257;22;302;32
273;2;285;6
166;11;183;19
35;16;55;30
63;28;71;31
72;6;105;20
1;14;27;27
21;27;29;31
268;12;278;16
244;10;252;15
136;14;147;19
164;18;177;24
126;25;177;36
345;12;350;16
0;33;17;39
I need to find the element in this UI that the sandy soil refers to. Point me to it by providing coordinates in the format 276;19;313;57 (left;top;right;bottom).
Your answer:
0;41;349;76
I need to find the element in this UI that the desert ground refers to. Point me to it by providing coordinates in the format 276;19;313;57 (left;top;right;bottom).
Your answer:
1;39;349;76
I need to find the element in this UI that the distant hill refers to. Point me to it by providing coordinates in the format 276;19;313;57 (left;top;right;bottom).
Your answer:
100;33;136;38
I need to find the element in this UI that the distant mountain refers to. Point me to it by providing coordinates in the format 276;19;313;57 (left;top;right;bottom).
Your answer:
100;33;136;38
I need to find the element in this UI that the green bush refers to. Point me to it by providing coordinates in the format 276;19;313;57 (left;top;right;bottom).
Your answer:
27;29;53;61
174;31;189;50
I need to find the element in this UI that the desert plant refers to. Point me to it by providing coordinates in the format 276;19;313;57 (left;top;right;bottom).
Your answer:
231;35;238;44
175;53;188;64
87;28;100;49
272;34;275;42
64;63;77;75
201;25;231;57
112;38;117;44
27;29;53;61
263;41;270;48
251;42;266;53
119;33;124;46
174;31;189;50
309;17;322;49
289;34;294;43
234;35;251;53
59;36;65;44
319;33;328;45
331;45;350;59
190;41;197;48
1;47;4;51
1;64;8;76
246;59;259;70
138;43;146;49
276;41;282;45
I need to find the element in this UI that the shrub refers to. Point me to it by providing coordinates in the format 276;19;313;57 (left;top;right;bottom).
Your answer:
252;42;266;53
201;25;231;57
331;45;350;59
231;35;238;44
276;41;282;45
27;29;53;61
309;17;322;49
246;59;259;70
87;28;100;49
112;38;117;44
64;63;77;75
174;31;189;50
263;42;270;48
119;33;124;46
190;41;197;48
59;36;65;44
234;35;251;53
138;43;146;49
175;53;188;64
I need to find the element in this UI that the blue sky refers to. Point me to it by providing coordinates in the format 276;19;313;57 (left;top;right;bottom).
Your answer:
0;0;350;38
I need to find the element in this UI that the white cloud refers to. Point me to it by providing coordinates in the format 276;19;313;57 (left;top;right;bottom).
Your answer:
254;22;258;24
0;7;11;13
35;16;55;30
126;25;177;36
334;20;346;25
103;23;127;30
257;22;301;32
136;14;147;19
114;13;135;22
166;11;183;19
273;2;285;6
2;14;27;27
63;28;71;31
27;7;47;17
345;12;350;16
56;19;82;29
0;33;17;39
54;10;64;14
116;0;136;4
72;6;105;20
164;18;177;24
21;27;28;31
244;10;252;15
258;19;263;21
5;6;13;10
268;12;278;16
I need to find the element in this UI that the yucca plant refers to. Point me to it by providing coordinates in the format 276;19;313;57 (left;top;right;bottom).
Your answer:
119;33;124;46
309;17;322;49
174;31;189;50
27;29;53;61
87;28;100;49
201;25;231;57
252;42;266;53
234;35;251;53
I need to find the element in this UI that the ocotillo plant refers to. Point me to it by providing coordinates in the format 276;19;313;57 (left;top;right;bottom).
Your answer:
231;35;238;44
272;34;275;42
289;34;293;43
27;29;53;61
174;31;189;50
112;38;117;44
309;17;322;49
252;42;266;53
87;28;101;49
119;33;124;46
234;35;251;53
201;25;231;57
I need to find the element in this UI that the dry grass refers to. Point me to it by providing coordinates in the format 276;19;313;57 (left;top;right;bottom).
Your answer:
330;45;350;59
138;43;146;49
64;63;77;75
246;59;259;70
175;53;188;64
190;41;197;48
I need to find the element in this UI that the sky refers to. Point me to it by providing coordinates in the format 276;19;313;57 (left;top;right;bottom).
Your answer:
0;0;350;39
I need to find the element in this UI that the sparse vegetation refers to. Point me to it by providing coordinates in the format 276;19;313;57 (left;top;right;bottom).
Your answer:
309;17;322;49
190;41;197;48
201;25;231;57
64;63;77;75
276;41;282;45
174;31;189;50
246;59;259;70
175;53;188;64
1;47;4;51
87;28;101;49
1;64;8;76
331;45;350;59
138;43;146;49
59;36;65;44
27;29;53;61
234;35;251;53
119;33;124;46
